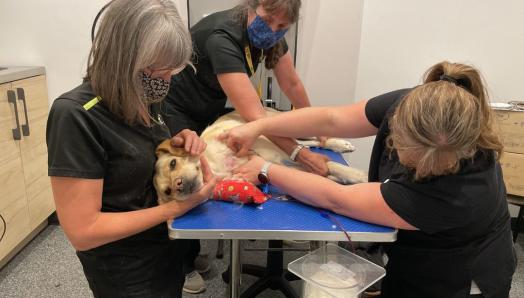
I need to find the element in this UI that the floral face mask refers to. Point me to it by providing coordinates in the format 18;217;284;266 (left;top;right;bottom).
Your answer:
140;72;170;103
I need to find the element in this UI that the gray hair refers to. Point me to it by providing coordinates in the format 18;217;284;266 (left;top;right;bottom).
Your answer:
86;0;192;125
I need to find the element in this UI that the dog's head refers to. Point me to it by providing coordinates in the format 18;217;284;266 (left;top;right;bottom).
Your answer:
153;140;203;204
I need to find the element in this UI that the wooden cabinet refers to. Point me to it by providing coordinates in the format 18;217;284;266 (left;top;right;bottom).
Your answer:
494;109;524;196
0;74;54;267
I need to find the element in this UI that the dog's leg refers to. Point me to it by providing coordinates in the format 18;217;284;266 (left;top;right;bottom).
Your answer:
326;161;368;184
299;138;356;153
298;139;320;147
324;138;356;153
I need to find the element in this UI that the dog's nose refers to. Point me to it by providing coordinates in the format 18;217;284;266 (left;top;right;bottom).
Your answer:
183;180;197;193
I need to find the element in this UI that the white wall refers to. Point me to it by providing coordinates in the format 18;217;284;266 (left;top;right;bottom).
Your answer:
0;0;186;103
349;0;524;172
296;0;364;107
356;0;524;100
0;0;107;101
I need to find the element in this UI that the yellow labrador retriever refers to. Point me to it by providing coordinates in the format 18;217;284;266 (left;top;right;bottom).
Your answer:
153;109;367;204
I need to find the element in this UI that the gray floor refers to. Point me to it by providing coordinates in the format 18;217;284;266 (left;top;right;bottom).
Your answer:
0;224;523;298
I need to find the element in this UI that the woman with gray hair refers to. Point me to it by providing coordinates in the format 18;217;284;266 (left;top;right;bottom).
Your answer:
221;61;517;297
46;0;218;297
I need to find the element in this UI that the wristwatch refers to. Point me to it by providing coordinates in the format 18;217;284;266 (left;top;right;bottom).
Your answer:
257;161;272;184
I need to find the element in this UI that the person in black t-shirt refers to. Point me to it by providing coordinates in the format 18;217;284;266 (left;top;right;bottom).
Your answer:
46;1;219;297
220;61;517;297
163;0;331;291
163;0;329;177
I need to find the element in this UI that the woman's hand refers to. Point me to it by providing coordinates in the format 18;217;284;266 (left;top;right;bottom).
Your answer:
195;156;219;199
219;123;262;157
164;156;219;219
232;155;266;185
171;129;206;156
296;148;330;176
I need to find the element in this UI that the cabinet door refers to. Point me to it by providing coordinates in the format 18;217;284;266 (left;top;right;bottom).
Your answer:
0;82;31;260
12;76;55;229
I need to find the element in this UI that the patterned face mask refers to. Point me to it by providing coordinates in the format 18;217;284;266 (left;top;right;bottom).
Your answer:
247;15;288;50
140;72;170;103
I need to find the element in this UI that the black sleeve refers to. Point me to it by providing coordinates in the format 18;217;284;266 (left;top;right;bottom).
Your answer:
365;88;411;128
46;98;106;178
380;179;471;234
206;31;247;74
161;101;206;136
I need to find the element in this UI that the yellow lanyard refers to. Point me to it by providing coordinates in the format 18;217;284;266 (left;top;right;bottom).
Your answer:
244;45;264;99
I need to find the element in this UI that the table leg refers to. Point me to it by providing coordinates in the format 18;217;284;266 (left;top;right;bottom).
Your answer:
229;239;241;298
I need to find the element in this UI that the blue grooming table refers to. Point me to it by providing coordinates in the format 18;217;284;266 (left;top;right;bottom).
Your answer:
168;147;396;298
169;147;396;242
169;193;395;242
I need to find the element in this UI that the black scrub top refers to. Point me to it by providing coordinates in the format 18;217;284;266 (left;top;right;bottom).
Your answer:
163;8;288;135
365;89;517;298
47;82;172;247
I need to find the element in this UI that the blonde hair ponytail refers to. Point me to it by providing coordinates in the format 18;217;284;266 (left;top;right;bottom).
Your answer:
389;61;503;180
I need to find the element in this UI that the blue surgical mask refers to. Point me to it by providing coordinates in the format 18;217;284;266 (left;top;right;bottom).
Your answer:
247;15;288;50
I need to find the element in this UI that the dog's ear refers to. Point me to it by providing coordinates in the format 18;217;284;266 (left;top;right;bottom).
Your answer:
156;139;191;157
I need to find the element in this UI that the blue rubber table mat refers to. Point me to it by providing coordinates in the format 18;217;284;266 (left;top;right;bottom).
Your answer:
171;198;393;233
170;148;396;241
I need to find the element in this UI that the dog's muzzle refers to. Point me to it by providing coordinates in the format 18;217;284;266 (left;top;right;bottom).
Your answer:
175;177;201;195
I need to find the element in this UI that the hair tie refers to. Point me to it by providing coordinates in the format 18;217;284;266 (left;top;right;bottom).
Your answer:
439;74;458;85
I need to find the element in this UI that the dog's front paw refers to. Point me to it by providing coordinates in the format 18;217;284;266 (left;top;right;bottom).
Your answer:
324;138;356;153
327;162;368;185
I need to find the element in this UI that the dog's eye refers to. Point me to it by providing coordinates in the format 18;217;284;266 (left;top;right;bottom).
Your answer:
169;159;177;170
164;188;172;196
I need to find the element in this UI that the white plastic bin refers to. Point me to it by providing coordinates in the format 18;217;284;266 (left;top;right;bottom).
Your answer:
288;243;386;298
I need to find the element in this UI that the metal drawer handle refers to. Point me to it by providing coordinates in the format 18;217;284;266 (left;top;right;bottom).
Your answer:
7;90;21;140
0;212;6;243
17;88;30;136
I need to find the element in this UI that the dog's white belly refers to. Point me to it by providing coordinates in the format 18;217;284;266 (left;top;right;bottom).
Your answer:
201;112;291;177
203;139;248;177
198;109;367;184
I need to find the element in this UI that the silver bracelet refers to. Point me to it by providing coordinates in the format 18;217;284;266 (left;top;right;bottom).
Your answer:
290;144;306;161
